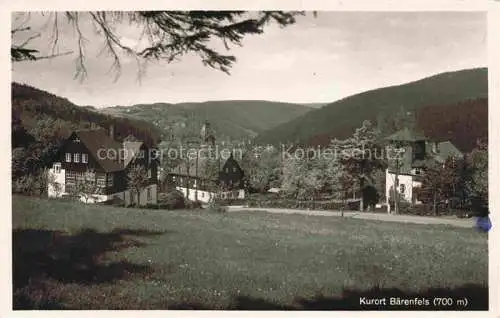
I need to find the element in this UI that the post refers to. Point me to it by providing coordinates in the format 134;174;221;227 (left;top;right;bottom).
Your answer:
394;169;399;214
195;146;199;201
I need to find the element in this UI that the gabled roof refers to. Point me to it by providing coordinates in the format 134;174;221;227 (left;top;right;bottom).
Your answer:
73;129;124;172
70;129;150;173
385;127;427;142
122;141;143;167
432;141;463;163
221;154;244;175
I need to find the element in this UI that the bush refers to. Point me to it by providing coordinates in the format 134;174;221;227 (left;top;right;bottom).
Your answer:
158;190;186;210
185;200;203;210
391;201;478;217
245;198;360;211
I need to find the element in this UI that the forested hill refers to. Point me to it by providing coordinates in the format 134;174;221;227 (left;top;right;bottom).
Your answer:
255;68;488;153
100;100;312;142
11;82;163;177
12;82;162;148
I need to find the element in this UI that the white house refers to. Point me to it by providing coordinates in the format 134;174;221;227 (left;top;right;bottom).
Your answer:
47;127;158;206
384;128;463;212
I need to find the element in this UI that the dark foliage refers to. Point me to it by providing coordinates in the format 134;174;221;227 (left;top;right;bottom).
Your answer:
12;11;302;80
12;82;162;147
157;190;186;209
416;98;488;153
11;82;163;195
256;68;487;154
246;198;361;211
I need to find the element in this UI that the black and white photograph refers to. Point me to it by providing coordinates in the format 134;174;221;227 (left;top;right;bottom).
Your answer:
9;9;492;311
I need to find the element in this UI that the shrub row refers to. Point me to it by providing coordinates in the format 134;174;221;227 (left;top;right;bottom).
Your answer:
391;202;485;218
246;198;361;211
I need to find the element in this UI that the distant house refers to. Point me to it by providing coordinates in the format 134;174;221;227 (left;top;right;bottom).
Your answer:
385;128;463;211
165;153;246;203
162;121;246;203
47;126;159;206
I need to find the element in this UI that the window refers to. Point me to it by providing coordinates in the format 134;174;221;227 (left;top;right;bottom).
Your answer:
147;168;152;178
74;153;80;163
66;153;71;162
233;167;237;173
399;184;406;194
147;187;152;201
107;174;113;187
54;163;61;174
96;175;106;190
225;168;229;173
82;153;88;163
201;192;204;198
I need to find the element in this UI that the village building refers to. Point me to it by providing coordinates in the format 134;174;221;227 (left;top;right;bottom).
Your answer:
385;127;463;212
162;121;246;203
47;125;159;206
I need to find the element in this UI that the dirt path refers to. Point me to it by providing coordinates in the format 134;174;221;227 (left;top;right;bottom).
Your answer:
226;206;477;228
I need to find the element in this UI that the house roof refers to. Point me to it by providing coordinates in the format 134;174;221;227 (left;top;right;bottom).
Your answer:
385;127;427;142
72;129;149;173
122;141;143;167
433;141;463;163
74;129;124;172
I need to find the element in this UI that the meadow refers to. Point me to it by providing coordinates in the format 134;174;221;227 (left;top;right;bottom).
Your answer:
12;196;488;310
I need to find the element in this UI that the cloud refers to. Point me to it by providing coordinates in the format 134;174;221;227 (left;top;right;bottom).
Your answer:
11;11;487;107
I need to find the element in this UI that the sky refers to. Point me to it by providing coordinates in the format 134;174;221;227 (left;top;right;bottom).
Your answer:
11;11;487;108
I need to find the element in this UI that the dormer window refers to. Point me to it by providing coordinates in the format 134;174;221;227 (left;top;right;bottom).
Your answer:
74;153;80;163
74;138;80;143
82;153;88;163
65;153;71;162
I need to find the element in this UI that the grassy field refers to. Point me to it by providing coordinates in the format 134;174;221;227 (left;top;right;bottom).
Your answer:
12;196;488;310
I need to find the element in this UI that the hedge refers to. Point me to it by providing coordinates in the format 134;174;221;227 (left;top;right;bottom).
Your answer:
246;198;361;211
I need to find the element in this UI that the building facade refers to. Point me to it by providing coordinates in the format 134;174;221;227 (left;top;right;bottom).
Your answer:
47;127;159;206
162;121;246;203
384;128;463;212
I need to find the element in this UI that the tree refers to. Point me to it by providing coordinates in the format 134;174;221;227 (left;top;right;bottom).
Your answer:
417;158;462;215
74;169;101;203
241;145;281;193
331;120;383;211
465;139;488;203
127;164;149;206
326;158;355;216
12;11;303;80
281;153;324;204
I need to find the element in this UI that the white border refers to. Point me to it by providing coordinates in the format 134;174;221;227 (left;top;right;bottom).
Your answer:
1;1;497;318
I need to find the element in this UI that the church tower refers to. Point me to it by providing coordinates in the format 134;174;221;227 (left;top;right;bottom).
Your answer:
200;120;216;147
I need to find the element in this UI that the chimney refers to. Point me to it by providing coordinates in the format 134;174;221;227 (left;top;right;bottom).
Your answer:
109;124;115;140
